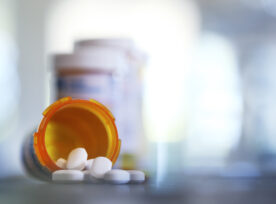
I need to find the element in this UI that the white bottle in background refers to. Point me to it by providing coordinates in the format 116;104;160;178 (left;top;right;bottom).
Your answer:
53;38;147;169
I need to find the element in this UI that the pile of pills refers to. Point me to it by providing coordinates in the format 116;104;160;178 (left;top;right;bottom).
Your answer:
52;148;145;184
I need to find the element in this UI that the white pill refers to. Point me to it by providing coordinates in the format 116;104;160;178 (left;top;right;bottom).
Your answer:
66;148;88;170
55;158;67;169
85;159;94;170
104;169;130;184
128;170;145;183
52;170;84;182
89;157;112;179
83;170;102;183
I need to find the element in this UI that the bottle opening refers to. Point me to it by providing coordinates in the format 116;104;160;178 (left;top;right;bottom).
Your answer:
45;104;109;161
34;98;120;171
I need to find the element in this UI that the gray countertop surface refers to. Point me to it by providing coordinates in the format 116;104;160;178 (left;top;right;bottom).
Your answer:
1;175;276;204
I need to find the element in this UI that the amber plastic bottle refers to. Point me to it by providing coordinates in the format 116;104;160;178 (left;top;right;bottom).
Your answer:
22;97;121;180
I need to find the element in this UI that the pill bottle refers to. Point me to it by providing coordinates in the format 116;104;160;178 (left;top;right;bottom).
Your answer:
22;97;120;180
54;38;147;170
53;46;127;107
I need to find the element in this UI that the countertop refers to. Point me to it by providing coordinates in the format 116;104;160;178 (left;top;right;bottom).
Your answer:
1;175;276;204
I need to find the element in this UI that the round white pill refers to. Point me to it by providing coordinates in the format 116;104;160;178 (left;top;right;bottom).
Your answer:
66;148;88;170
52;170;84;182
85;159;94;170
55;158;67;169
83;170;102;183
89;157;112;179
104;169;130;184
128;170;145;183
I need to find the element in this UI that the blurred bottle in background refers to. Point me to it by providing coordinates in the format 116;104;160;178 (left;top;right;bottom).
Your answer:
184;32;243;169
53;38;147;170
241;43;276;173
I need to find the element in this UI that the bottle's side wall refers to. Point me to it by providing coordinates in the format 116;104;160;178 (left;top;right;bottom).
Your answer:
21;133;51;180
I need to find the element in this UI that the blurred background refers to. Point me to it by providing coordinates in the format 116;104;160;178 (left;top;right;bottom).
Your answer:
1;0;276;185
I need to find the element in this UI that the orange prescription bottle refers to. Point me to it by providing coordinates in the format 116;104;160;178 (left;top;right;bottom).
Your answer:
22;97;121;180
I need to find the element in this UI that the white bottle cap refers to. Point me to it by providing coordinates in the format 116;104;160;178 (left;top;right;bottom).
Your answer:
74;38;147;69
54;47;128;73
74;38;135;52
